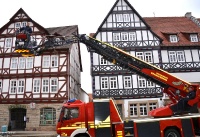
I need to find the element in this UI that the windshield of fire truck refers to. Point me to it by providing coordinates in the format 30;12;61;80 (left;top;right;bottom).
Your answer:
63;107;79;120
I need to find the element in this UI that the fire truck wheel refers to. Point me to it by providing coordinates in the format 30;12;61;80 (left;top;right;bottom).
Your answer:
164;128;180;137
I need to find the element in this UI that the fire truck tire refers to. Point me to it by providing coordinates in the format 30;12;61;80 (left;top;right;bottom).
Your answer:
164;128;180;137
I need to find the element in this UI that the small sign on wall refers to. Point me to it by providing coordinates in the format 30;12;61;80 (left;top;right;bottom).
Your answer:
30;102;36;109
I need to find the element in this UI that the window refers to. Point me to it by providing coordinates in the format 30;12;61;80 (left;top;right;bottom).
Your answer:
177;51;185;62
18;80;24;94
130;104;137;117
11;58;18;69
121;32;128;41
26;57;33;68
144;52;153;63
101;77;108;89
42;79;49;93
18;58;26;69
136;52;153;63
110;77;117;89
5;38;12;48
123;14;130;22
33;79;40;93
40;108;56;125
169;35;178;42
113;33;121;41
10;80;17;94
100;56;107;65
51;56;58;67
129;32;136;41
190;34;198;42
139;103;147;116
169;51;185;62
123;76;132;89
149;102;157;111
169;51;176;62
138;76;146;88
21;22;27;27
51;79;57;92
116;14;123;22
15;22;21;28
43;56;50;68
147;80;155;87
63;107;79;120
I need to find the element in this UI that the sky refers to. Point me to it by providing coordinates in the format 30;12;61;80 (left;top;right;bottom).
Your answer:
0;0;200;93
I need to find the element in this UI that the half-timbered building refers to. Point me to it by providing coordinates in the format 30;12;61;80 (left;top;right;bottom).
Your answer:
90;0;200;119
0;8;85;131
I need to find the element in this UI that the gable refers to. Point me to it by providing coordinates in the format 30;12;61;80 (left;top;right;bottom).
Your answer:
0;8;49;36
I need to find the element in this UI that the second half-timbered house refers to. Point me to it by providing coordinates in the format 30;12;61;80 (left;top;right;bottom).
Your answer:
90;0;200;119
0;8;86;131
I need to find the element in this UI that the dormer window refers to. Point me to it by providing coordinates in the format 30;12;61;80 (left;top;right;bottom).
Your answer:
170;35;178;43
190;34;198;42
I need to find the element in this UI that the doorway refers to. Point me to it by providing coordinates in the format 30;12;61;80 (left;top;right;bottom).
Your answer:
10;108;26;131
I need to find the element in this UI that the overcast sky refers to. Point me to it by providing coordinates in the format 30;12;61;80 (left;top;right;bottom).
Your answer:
0;0;200;93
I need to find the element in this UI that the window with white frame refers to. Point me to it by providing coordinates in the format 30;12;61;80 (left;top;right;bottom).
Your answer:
110;77;117;89
10;80;17;94
123;76;132;88
5;38;12;48
26;57;33;69
138;76;146;88
116;14;123;22
139;103;147;116
169;51;185;62
121;32;128;41
51;56;58;67
51;79;58;92
169;35;178;42
18;80;24;94
113;33;121;41
43;56;50;68
169;51;176;62
100;56;107;65
130;104;137;117
15;22;21;29
18;58;26;69
123;14;130;22
147;80;155;87
42;79;49;93
176;51;185;62
101;77;108;89
136;52;153;63
144;52;153;63
129;32;136;41
21;22;27;27
33;79;40;93
11;58;18;69
149;102;157;111
190;34;198;42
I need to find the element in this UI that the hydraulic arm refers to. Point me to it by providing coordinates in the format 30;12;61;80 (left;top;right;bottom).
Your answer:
15;33;200;117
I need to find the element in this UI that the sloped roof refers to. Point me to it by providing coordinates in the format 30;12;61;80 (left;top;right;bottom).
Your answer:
144;17;200;46
46;25;78;36
45;25;82;71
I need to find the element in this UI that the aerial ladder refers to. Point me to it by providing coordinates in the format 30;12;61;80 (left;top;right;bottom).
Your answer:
14;33;200;117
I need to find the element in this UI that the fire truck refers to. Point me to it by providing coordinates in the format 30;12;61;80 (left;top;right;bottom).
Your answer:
15;33;200;137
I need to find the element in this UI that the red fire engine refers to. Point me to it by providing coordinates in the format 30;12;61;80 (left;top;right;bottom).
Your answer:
15;34;200;137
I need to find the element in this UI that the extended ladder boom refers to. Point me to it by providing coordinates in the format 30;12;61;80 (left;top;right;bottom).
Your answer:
75;34;195;103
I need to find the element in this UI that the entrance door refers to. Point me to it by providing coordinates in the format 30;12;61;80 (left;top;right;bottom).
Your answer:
10;108;26;131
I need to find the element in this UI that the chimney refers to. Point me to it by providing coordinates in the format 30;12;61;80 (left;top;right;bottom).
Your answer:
185;12;192;18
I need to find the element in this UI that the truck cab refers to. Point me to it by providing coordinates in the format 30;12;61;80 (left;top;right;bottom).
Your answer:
56;99;124;137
